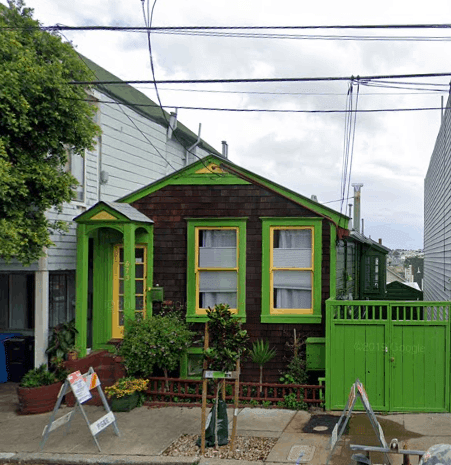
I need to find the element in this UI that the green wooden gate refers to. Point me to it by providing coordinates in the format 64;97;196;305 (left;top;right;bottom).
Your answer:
326;300;450;412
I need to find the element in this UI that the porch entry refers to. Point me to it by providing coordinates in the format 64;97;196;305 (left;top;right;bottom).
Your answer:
112;245;147;338
326;300;450;412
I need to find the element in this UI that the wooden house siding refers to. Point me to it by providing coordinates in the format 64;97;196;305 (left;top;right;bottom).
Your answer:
424;93;451;301
132;184;330;382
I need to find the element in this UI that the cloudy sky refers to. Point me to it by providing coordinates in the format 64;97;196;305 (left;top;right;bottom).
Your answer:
7;0;451;250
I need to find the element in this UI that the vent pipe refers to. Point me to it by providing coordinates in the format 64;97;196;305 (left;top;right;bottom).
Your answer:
222;141;228;158
352;183;364;233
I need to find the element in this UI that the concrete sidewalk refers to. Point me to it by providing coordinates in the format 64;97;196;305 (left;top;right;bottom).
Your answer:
1;382;451;465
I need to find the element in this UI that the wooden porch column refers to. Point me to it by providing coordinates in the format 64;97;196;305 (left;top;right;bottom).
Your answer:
123;224;136;327
75;224;89;357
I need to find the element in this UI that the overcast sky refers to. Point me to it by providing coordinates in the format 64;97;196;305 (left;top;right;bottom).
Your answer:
7;0;451;250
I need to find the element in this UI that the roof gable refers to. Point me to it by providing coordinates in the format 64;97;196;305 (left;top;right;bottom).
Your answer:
74;201;153;224
118;155;349;228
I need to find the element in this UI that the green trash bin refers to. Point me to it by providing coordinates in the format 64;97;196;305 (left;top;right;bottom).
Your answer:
197;400;228;447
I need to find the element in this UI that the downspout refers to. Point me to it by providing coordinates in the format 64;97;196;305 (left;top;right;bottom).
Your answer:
185;123;201;166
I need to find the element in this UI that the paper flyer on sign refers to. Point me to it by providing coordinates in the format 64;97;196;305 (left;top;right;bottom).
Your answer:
68;370;92;404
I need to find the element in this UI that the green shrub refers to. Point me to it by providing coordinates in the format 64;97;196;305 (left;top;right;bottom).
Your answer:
20;364;58;388
278;393;308;411
119;313;194;378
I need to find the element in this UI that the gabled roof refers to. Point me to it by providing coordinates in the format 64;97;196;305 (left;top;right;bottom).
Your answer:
118;154;350;229
74;201;153;224
349;230;390;254
78;54;222;157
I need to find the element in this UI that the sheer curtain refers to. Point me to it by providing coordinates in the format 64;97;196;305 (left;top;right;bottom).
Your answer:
273;229;312;309
199;230;237;308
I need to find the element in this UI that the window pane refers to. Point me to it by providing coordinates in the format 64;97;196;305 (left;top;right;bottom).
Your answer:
135;280;144;295
70;151;84;202
119;248;124;262
199;230;236;268
119;311;124;326
199;291;237;309
135;248;144;263
199;271;237;292
119;264;124;278
119;279;124;295
135;264;144;279
273;229;312;268
273;270;311;290
119;296;124;311
135;296;144;310
273;270;312;309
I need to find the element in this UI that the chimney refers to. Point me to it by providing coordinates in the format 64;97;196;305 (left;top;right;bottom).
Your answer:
378;238;382;245
352;183;364;233
222;141;228;159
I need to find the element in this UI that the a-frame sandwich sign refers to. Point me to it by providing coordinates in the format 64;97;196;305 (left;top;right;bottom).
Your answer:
326;379;391;465
40;367;120;452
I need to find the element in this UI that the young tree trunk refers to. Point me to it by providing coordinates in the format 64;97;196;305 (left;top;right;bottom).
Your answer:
214;380;220;449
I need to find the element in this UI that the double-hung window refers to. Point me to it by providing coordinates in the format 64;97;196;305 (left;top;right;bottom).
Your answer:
187;219;246;322
261;218;322;323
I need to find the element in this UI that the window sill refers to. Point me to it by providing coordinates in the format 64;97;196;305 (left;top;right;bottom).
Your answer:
261;314;322;324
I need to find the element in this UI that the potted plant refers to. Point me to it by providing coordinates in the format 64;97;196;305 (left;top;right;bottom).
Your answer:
46;319;78;360
17;364;67;414
104;377;149;412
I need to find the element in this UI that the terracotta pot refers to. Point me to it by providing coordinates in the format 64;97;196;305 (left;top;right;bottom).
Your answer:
66;351;78;361
17;382;62;415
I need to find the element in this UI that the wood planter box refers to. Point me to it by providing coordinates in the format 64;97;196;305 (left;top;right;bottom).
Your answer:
110;392;140;412
17;382;62;415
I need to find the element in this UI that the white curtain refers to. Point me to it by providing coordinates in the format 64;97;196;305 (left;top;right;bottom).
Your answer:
199;230;237;308
273;230;312;309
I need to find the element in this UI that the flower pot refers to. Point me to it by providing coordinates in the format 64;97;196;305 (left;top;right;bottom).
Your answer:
66;351;78;361
110;392;140;412
17;382;62;415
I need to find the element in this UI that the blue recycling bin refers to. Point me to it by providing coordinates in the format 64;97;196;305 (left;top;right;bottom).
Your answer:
0;333;22;383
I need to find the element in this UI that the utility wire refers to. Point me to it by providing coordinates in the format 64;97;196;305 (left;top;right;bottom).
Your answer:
31;23;451;31
69;72;451;85
63;96;451;114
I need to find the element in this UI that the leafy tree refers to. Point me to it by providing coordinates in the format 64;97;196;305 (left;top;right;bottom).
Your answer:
204;304;249;371
0;0;99;264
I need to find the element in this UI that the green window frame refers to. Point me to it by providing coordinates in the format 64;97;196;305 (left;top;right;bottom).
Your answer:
261;217;322;324
186;218;247;323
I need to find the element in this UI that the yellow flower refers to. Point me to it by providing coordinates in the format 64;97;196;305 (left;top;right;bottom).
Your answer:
105;378;149;399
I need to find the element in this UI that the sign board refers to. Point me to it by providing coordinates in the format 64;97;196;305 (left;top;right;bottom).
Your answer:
68;370;92;404
40;367;120;452
327;379;390;465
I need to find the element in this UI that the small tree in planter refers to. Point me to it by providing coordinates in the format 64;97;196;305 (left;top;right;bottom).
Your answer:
119;312;194;389
201;304;249;450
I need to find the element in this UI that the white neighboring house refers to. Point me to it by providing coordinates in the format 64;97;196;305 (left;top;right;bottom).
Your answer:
0;55;224;368
424;90;451;301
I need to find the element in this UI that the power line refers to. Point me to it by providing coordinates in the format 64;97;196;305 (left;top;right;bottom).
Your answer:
69;72;451;86
69;96;450;114
30;23;451;31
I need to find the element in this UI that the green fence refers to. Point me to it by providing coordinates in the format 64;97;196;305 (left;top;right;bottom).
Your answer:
326;300;450;412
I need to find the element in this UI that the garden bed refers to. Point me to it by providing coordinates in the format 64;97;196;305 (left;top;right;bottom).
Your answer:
144;377;324;409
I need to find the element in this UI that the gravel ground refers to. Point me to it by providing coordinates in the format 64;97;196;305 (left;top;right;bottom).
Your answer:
163;434;277;461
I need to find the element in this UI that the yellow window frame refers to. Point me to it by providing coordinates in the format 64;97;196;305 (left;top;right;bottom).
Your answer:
195;226;239;315
112;244;147;338
269;226;314;315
